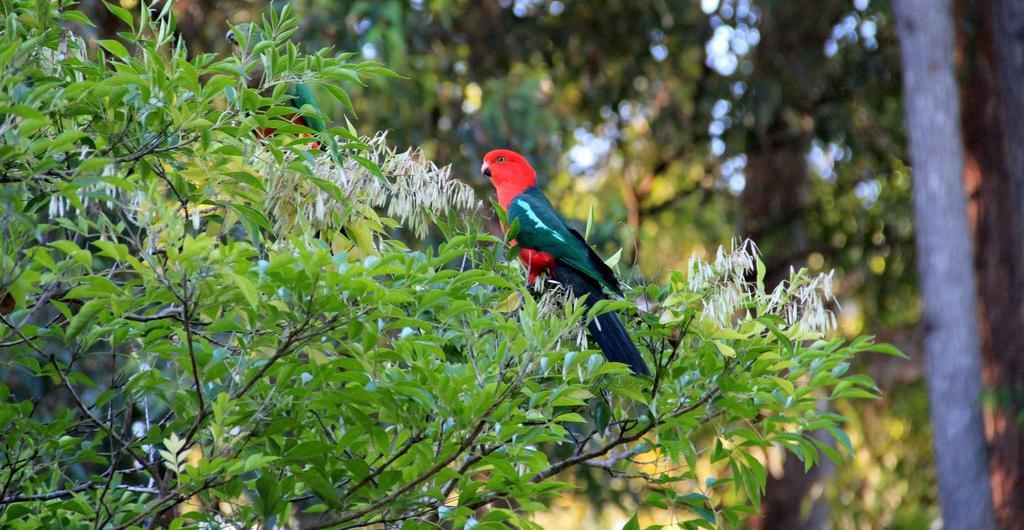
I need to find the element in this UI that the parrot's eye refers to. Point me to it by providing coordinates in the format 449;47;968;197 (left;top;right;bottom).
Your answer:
496;156;506;163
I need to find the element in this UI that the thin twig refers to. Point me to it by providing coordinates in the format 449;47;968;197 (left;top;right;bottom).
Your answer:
1;484;160;505
0;314;163;483
123;305;182;322
532;386;719;484
340;432;427;503
309;357;534;529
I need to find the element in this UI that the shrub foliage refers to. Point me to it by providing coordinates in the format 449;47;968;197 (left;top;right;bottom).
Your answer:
0;2;896;528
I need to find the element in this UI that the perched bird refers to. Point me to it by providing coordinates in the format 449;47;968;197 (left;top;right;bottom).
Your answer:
482;149;650;376
226;24;325;147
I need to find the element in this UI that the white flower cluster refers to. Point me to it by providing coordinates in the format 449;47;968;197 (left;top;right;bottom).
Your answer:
535;281;589;350
766;268;838;334
47;163;123;219
687;239;758;328
374;136;477;238
262;132;476;239
687;239;838;334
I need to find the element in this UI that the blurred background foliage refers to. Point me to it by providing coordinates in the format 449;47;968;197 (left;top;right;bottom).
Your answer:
72;0;935;528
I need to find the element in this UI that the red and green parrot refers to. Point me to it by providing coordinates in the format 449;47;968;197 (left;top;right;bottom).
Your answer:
226;24;325;147
482;149;650;376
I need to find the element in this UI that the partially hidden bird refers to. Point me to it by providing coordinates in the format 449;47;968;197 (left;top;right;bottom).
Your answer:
482;149;650;376
226;24;325;147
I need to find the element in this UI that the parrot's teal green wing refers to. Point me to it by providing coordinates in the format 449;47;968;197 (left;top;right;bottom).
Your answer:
507;188;622;295
288;82;326;133
227;23;326;136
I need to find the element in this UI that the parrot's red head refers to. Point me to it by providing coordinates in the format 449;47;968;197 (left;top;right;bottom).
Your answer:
482;149;536;209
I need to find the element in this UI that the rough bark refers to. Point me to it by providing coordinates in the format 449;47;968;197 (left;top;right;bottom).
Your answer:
960;2;1024;527
990;4;1024;525
893;1;996;528
993;0;1024;239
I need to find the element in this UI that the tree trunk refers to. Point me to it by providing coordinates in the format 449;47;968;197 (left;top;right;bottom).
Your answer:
993;0;1024;239
987;4;1024;527
960;1;1024;527
893;1;996;528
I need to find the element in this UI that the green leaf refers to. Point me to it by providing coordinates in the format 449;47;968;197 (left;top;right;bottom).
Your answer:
255;472;281;517
63;10;96;27
552;412;587;424
229;272;259;308
296;470;343;509
714;340;736;358
603;248;623;269
65;299;106;344
98;39;130;60
102;1;134;29
48;130;87;152
593;400;611;432
353;155;386;183
827;426;854;456
866;342;908;358
585;202;595;240
232;203;273;233
321;82;355;116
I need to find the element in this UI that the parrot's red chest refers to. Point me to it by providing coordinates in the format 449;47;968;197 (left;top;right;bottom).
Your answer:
517;246;556;284
255;114;320;150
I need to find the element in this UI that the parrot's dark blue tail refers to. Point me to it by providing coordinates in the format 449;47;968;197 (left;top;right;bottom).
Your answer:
552;266;650;376
588;310;650;376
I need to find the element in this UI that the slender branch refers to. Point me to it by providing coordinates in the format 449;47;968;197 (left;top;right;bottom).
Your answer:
123;305;182;322
451;382;725;518
650;314;694;401
573;427;600;457
307;417;489;530
1;484;160;505
93;396;125;530
114;477;223;530
310;358;533;529
107;133;197;165
0;314;163;483
439;443;500;500
532;386;719;484
181;313;344;444
340;432;427;503
328;505;442;530
582;445;649;473
178;284;205;414
15;282;65;329
0;314;61;348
